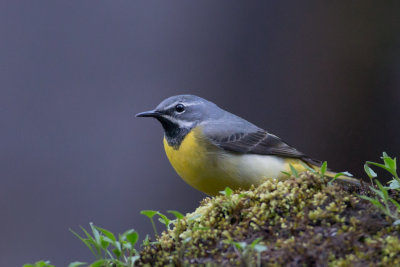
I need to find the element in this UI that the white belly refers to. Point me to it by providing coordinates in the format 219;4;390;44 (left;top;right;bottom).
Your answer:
214;151;287;185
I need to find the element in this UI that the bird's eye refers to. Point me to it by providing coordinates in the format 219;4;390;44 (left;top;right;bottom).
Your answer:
175;104;185;113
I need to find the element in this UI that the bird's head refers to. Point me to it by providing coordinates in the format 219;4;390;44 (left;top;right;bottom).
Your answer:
136;95;222;143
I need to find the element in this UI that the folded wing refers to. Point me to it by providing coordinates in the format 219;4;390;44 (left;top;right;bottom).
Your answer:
204;122;322;166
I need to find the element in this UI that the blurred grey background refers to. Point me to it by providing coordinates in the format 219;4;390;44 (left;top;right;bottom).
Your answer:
1;1;399;266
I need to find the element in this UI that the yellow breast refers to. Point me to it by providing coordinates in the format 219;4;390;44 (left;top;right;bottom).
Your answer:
165;127;256;195
163;127;217;194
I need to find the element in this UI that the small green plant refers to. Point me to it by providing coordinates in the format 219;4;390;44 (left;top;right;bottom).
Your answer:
23;261;55;267
285;161;330;180
289;164;299;178
220;186;233;197
140;210;159;236
360;152;400;225
225;237;268;267
70;222;139;267
141;234;150;247
328;171;353;184
282;164;299;178
365;152;400;189
320;161;327;178
299;161;353;184
140;209;180;235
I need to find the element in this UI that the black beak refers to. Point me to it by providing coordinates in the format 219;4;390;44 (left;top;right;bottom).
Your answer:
135;110;161;118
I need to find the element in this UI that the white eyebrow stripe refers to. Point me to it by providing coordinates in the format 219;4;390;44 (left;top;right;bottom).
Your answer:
161;115;196;128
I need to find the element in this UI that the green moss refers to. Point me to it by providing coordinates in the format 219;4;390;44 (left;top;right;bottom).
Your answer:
137;173;400;266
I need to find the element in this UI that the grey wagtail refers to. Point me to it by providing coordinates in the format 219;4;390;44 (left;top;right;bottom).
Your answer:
136;95;360;195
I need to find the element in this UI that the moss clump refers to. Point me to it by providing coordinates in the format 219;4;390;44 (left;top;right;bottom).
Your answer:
137;173;400;266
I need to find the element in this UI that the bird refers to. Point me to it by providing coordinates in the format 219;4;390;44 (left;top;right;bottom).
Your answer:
136;95;360;195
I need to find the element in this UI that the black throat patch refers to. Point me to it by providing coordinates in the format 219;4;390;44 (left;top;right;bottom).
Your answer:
157;117;191;149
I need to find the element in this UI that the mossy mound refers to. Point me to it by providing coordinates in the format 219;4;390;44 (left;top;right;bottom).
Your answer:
138;173;400;266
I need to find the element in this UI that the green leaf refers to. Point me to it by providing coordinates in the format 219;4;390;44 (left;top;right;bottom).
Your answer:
125;230;139;246
281;171;291;177
67;261;87;267
89;222;101;246
42;261;55;267
70;228;98;258
249;237;263;249
341;171;353;177
320;161;327;177
141;210;159;236
370;187;384;200
141;234;150;247
289;164;299;178
383;154;396;171
168;210;184;219
329;171;353;184
366;161;393;176
381;152;396;170
329;172;341;183
94;226;116;243
334;171;353;179
333;172;344;179
232;241;247;250
99;238;111;250
157;212;171;228
375;180;389;201
388;180;400;190
381;152;398;178
358;195;375;202
23;261;55;267
78;225;95;243
90;259;110;267
115;240;122;254
140;210;158;218
359;195;385;210
364;164;377;178
121;228;134;238
366;161;387;169
220;187;233;197
112;247;121;258
110;259;128;266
